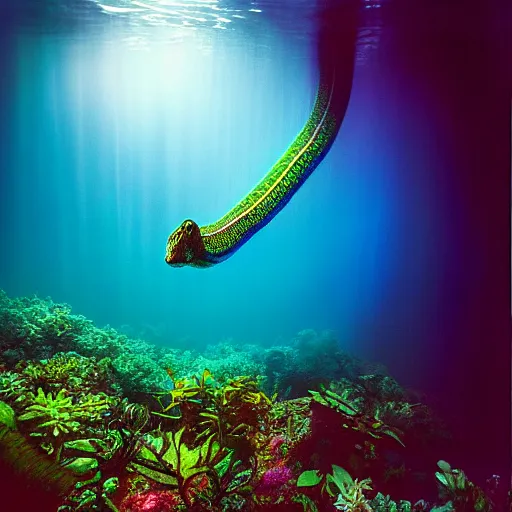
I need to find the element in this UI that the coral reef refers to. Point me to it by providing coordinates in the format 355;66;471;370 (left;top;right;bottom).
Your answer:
0;290;508;511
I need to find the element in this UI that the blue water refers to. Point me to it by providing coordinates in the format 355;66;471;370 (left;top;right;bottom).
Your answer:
0;0;508;481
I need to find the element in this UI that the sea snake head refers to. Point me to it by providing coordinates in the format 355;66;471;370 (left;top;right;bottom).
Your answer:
165;219;210;268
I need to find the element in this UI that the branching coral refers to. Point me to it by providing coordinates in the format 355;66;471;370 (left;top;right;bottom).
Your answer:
15;353;115;395
0;291;167;394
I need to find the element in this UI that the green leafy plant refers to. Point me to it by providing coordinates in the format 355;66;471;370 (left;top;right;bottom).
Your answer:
435;460;491;511
0;400;16;429
333;476;373;511
297;465;373;511
153;371;272;463
132;425;255;508
16;353;114;395
309;386;405;447
0;371;27;401
18;388;82;438
17;387;115;455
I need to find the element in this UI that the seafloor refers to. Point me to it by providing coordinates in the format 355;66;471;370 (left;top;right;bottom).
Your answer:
0;289;508;511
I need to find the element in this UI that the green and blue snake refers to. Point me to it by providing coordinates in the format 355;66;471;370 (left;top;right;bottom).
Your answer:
166;2;357;268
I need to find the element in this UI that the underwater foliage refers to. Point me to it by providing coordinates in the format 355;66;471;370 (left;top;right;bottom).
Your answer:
0;291;165;394
0;290;507;511
434;460;492;511
0;400;80;495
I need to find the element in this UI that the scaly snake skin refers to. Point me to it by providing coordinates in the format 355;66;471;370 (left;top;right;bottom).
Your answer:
165;2;357;268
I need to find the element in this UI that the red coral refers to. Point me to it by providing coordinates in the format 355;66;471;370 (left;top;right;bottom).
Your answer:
120;490;181;512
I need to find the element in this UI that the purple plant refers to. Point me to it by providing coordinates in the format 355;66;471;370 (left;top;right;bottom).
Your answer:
258;464;293;494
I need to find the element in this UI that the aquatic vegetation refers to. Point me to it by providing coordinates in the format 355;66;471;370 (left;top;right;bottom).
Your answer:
309;385;405;447
0;370;26;401
369;492;413;512
15;353;115;394
111;351;166;396
435;460;492;511
333;476;373;511
130;425;257;509
326;374;424;429
0;400;16;429
152;368;217;420
0;290;505;511
0;353;123;459
17;387;116;452
0;292;83;361
160;343;266;387
0;291;166;394
54;401;152;510
0;400;80;495
0;350;147;508
0;290;395;400
297;465;373;511
269;397;312;445
57;476;120;511
18;388;83;438
153;370;272;461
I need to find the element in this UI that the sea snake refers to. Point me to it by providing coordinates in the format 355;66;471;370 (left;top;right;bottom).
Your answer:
165;1;358;268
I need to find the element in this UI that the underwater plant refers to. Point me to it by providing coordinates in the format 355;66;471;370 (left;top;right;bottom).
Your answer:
1;290;504;511
0;400;80;495
153;370;273;465
369;492;417;512
309;385;405;448
55;401;153;511
15;353;115;395
130;425;257;509
297;464;373;511
18;388;83;439
435;460;492;511
17;387;117;453
0;291;167;394
333;477;373;511
0;370;27;401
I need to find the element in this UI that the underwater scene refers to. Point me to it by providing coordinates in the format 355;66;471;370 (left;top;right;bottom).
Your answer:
0;0;509;510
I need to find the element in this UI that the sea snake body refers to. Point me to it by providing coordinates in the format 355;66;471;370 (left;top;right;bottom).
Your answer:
166;1;358;268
